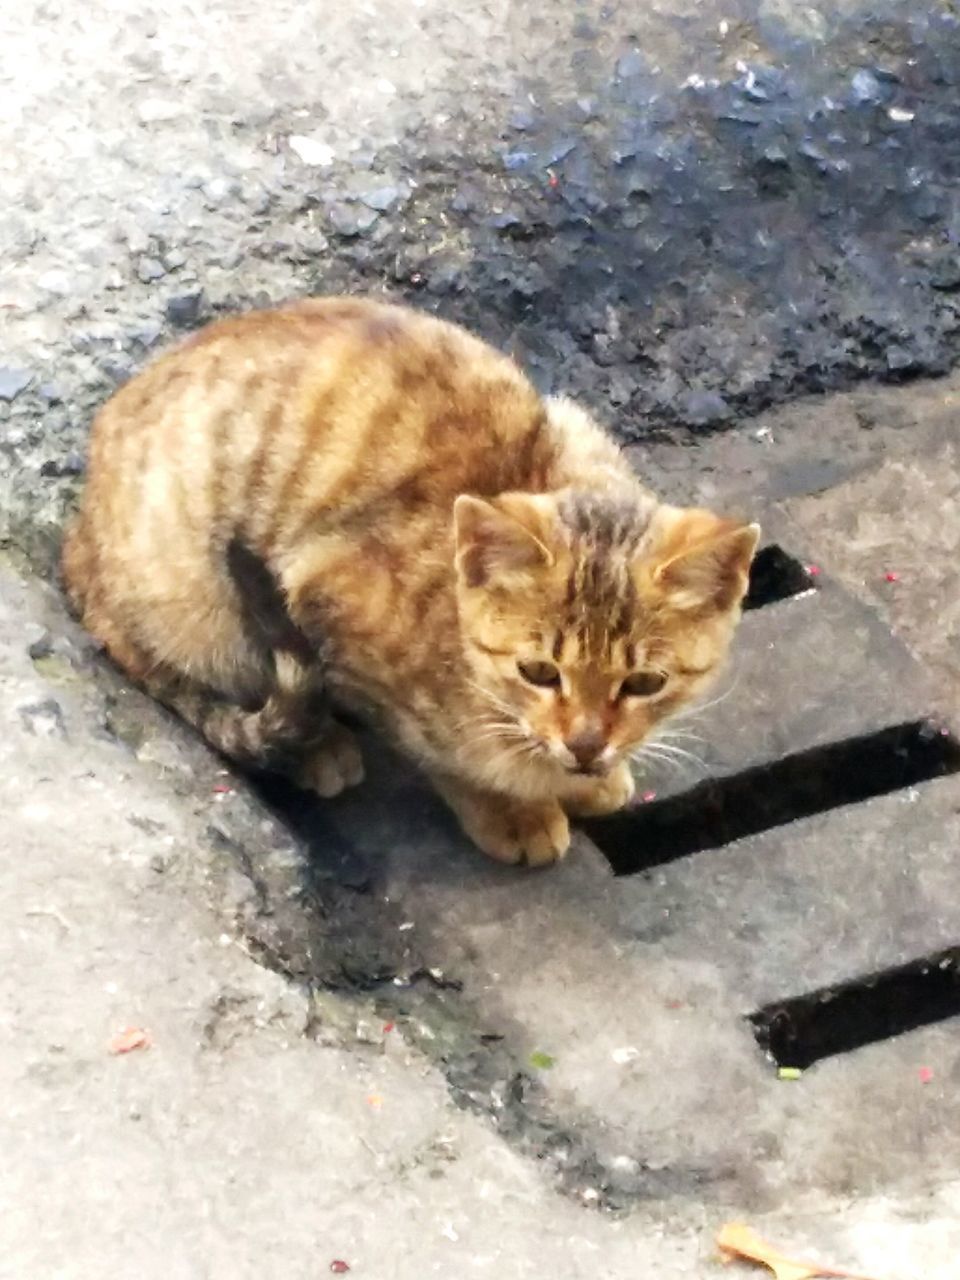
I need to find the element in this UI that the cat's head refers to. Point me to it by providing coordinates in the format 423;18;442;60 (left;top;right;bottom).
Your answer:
453;490;759;777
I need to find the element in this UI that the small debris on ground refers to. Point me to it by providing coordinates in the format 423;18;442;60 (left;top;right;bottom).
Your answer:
287;134;335;166
717;1222;881;1279
883;571;900;582
918;1066;933;1084
109;1026;151;1055
611;1046;640;1065
329;1262;351;1275
777;1067;802;1081
18;698;66;740
529;1050;555;1070
137;97;185;124
25;905;71;932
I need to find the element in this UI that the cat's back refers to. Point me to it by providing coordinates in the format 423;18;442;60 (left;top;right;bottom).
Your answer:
80;297;548;551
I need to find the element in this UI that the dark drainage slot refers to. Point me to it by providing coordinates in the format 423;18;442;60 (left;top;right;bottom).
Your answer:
750;946;960;1069
744;545;815;609
584;720;960;875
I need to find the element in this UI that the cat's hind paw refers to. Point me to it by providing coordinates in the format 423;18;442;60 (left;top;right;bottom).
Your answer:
296;725;365;798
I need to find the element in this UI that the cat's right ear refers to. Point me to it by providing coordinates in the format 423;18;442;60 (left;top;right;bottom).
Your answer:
453;495;553;590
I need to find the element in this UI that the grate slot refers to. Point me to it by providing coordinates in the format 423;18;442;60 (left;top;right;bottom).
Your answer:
584;720;960;875
750;947;960;1069
743;544;816;610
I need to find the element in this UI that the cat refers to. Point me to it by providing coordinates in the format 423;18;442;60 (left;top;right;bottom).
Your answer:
62;297;759;867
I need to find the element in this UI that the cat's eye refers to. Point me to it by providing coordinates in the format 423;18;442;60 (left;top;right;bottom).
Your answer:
619;669;668;699
517;659;562;689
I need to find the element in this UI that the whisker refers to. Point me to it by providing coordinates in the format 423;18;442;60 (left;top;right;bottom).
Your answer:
645;741;705;767
630;748;688;773
464;677;515;713
493;739;542;770
655;726;707;745
469;728;529;746
639;741;705;766
672;672;742;723
628;740;708;779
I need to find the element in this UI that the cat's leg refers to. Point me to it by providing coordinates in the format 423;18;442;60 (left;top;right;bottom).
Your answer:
140;651;315;760
561;760;635;817
293;722;364;798
249;651;365;796
142;651;363;797
431;774;570;867
70;536;363;793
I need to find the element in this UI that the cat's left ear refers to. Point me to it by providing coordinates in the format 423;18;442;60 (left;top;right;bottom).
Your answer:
454;494;555;589
643;507;760;613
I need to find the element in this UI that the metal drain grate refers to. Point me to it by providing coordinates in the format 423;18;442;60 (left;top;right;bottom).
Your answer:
229;517;960;1197
750;946;960;1069
584;721;960;875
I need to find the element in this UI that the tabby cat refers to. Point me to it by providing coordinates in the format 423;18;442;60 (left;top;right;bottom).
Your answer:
62;298;758;866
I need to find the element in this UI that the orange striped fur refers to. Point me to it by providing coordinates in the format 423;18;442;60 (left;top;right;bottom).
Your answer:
62;298;758;865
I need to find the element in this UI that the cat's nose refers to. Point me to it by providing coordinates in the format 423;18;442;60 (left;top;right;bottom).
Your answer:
565;727;607;770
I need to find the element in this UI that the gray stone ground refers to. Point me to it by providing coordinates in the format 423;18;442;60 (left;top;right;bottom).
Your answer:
4;1;960;1276
6;407;960;1277
0;565;713;1278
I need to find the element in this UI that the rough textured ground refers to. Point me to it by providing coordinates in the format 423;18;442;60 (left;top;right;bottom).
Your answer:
4;1;960;1276
7;0;960;560
4;542;959;1280
0;562;712;1279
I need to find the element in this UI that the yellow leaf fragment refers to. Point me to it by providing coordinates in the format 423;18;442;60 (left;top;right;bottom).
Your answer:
717;1223;884;1280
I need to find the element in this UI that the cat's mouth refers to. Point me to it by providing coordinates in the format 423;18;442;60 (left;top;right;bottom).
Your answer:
566;761;613;778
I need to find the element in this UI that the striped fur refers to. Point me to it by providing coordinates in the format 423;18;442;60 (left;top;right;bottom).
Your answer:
62;298;758;865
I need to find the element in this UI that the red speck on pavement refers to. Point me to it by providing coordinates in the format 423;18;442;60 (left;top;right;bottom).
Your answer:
806;564;821;577
919;1067;934;1084
330;1262;351;1274
641;790;657;803
884;571;900;582
109;1026;151;1055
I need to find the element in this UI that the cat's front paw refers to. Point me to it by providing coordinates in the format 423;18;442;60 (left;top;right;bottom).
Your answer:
296;725;364;798
462;798;571;868
563;761;635;817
